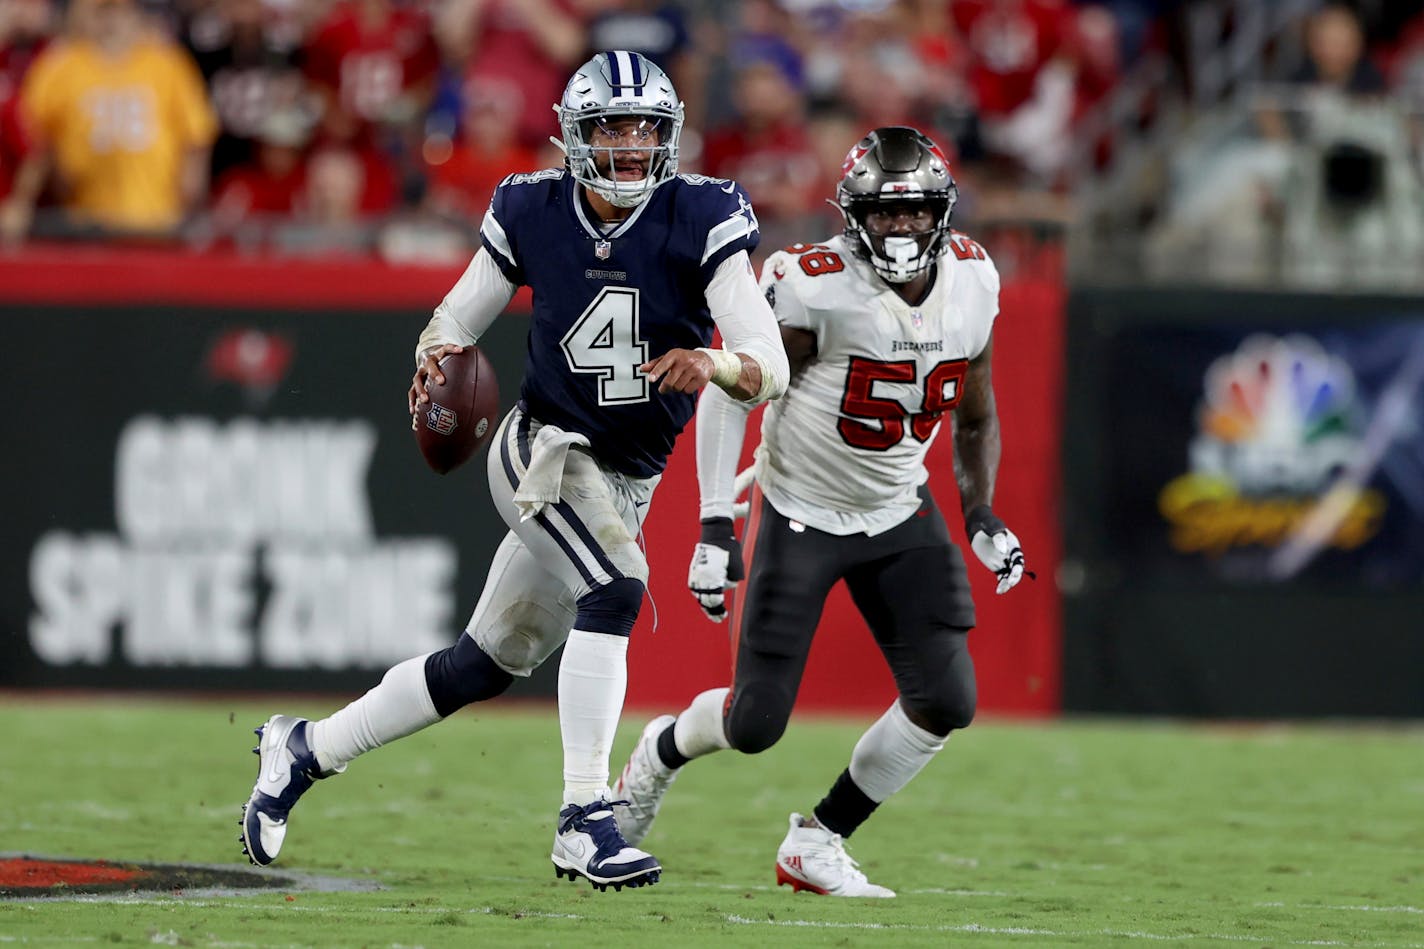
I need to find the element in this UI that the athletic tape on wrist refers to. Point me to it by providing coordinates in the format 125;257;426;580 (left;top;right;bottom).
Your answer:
696;347;742;388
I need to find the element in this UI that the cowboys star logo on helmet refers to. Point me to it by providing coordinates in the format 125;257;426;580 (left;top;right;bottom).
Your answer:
554;51;685;209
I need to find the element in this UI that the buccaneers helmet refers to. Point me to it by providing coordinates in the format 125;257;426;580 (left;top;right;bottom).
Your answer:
837;127;958;283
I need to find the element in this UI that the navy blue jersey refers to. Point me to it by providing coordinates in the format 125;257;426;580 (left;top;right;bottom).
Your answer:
480;169;760;477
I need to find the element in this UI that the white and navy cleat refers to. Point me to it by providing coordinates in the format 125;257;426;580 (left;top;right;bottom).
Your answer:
551;798;661;891
774;812;896;898
611;714;678;847
238;714;333;867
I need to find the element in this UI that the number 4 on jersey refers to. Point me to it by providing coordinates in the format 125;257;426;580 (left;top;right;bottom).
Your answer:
561;287;650;405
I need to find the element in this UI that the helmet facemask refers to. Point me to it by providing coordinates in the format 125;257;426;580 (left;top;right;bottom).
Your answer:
836;127;958;284
844;194;955;283
556;52;684;208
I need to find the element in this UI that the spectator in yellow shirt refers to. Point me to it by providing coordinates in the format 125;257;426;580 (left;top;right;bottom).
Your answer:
0;0;218;242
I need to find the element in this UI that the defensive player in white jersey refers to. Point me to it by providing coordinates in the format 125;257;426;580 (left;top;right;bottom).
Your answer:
611;126;1029;897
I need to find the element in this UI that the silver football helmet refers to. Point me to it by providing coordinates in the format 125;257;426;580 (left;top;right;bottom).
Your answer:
837;127;958;283
555;50;684;208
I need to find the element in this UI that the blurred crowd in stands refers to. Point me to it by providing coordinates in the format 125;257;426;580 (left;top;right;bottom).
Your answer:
1139;0;1424;287
0;0;1420;278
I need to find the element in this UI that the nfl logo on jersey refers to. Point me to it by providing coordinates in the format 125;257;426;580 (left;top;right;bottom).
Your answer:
426;403;458;435
595;240;612;260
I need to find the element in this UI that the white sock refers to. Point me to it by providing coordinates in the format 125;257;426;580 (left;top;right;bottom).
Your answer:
559;629;628;806
310;654;440;774
847;701;946;802
672;687;732;760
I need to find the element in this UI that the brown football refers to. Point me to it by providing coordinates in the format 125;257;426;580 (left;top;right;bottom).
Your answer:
413;347;501;474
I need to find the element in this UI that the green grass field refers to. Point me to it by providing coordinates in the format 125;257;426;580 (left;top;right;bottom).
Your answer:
0;697;1420;948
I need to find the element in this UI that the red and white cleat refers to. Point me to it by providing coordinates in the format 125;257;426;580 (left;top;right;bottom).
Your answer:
774;813;896;898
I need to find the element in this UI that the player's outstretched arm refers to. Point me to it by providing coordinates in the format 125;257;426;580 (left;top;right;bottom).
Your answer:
953;336;1029;594
638;339;785;404
706;251;791;404
639;348;762;398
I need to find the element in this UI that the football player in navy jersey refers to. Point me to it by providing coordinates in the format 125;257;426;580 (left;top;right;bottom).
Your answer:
239;51;789;892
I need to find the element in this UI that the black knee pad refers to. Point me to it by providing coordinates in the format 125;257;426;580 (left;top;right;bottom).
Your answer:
907;689;977;737
424;634;514;717
723;684;795;754
574;577;645;636
897;628;978;736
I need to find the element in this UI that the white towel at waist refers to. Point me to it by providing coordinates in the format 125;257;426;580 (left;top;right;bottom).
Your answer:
512;423;592;522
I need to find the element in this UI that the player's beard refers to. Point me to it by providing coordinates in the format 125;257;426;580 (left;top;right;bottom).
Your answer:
586;146;662;208
595;150;650;183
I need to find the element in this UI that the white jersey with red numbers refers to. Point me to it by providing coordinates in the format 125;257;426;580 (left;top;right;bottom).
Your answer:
754;232;1000;536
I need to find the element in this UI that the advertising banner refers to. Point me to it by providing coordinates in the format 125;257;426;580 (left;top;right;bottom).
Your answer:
1;304;530;694
1107;321;1424;587
1064;289;1424;717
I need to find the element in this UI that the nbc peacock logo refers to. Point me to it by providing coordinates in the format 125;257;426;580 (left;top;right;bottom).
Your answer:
1158;334;1386;557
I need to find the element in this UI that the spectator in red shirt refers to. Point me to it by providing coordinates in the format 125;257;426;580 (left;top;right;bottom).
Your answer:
0;0;53;201
954;0;1118;185
303;0;440;145
274;143;379;256
210;107;313;244
435;0;586;151
953;0;1071;118
423;78;539;221
701;43;822;250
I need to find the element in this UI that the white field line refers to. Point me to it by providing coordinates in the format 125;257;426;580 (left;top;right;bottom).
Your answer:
724;915;1424;947
9;895;1421;946
1256;902;1424;915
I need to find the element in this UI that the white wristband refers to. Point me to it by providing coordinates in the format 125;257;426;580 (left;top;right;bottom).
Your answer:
697;348;742;388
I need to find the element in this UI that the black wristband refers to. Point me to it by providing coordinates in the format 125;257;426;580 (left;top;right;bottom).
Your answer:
699;516;737;544
964;504;1005;539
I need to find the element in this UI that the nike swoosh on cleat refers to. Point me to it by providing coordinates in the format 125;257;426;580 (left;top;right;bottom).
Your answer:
265;720;299;783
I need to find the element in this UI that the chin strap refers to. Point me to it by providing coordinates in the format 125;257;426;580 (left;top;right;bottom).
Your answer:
599;186;650;209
